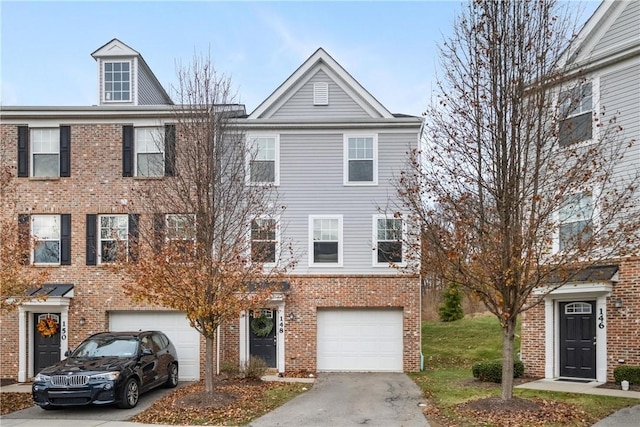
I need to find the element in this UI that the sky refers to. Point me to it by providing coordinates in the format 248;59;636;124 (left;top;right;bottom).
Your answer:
1;1;600;117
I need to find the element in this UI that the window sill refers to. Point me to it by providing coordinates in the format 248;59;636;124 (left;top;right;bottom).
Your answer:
133;176;164;180
29;176;60;181
343;182;378;186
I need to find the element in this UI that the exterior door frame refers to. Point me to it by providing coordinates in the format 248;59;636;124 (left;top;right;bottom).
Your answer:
538;283;611;383
240;298;285;374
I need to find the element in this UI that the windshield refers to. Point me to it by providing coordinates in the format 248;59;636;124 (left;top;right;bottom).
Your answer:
72;337;139;358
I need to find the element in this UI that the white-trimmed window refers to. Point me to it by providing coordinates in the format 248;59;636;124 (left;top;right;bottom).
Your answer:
135;127;164;177
99;214;129;263
559;82;593;147
344;135;377;184
559;192;593;252
104;61;131;102
165;213;196;254
251;218;278;264
31;215;60;265
31;128;59;177
248;136;278;184
309;215;342;266
373;215;405;265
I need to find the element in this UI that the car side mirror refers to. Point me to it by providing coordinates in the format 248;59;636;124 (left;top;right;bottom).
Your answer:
141;348;153;356
65;349;73;357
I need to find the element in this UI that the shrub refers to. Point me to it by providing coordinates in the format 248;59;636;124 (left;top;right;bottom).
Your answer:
472;359;525;383
438;283;464;322
241;355;268;380
613;366;640;385
220;361;240;377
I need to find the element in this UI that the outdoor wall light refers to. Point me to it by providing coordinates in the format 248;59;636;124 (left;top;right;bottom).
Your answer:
79;317;86;326
288;312;295;321
615;299;623;309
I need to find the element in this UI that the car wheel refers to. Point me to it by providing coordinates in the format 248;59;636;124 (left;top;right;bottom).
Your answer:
118;378;139;409
164;363;178;388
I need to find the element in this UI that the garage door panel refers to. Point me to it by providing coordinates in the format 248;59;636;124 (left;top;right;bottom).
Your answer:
110;311;200;381
317;309;403;372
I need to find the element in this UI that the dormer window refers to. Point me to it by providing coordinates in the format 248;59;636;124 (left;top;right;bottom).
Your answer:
104;61;131;102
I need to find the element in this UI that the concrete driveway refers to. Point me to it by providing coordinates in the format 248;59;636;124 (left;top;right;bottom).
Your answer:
249;373;430;427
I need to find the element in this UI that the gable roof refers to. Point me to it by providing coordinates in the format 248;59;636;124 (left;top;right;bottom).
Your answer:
559;0;640;72
249;48;394;120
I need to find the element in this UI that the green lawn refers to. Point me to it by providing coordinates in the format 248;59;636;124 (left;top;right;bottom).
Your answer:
410;313;638;426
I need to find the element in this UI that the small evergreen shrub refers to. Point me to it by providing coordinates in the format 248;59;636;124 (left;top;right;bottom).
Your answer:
613;366;640;385
241;355;268;380
220;361;240;377
472;359;525;383
438;283;464;322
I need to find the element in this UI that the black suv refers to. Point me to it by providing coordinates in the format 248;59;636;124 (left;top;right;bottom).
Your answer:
32;331;179;409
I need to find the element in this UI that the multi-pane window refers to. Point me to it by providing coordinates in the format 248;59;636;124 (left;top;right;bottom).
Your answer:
31;215;60;264
99;215;129;263
249;137;277;184
310;216;342;265
559;82;593;146
135;127;164;177
559;193;593;251
166;214;196;253
104;61;131;102
345;136;376;184
375;216;404;264
251;218;277;263
31;129;59;177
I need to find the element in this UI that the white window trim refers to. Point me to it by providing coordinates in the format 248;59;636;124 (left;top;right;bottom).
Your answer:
165;213;196;243
250;215;280;267
31;214;61;266
552;187;600;255
557;77;600;149
246;134;280;186
102;59;133;104
134;127;165;177
97;214;129;265
343;134;378;186
309;215;343;268
372;214;406;267
30;128;60;178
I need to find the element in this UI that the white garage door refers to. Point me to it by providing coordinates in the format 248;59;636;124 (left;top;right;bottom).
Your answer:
109;311;200;381
317;309;403;372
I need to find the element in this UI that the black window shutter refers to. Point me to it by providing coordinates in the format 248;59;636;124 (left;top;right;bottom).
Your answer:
165;124;176;176
153;213;165;253
60;214;71;265
18;126;29;177
86;214;97;266
60;126;71;177
18;214;30;265
122;125;134;177
128;214;140;263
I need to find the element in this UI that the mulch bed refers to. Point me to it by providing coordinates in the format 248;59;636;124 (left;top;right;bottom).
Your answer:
597;382;640;392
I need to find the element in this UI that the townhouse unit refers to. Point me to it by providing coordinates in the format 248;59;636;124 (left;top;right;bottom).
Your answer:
0;39;423;382
520;0;640;383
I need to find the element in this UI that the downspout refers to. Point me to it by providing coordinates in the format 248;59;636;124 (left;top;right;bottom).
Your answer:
216;325;221;375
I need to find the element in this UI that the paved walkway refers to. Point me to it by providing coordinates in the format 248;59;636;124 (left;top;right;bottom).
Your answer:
2;377;639;426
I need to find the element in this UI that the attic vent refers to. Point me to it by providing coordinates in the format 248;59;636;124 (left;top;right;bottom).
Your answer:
314;82;329;106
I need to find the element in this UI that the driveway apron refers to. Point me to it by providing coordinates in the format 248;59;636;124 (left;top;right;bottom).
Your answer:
249;372;430;427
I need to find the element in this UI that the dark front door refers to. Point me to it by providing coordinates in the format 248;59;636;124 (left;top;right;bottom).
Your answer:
559;301;596;379
34;313;61;375
249;309;277;368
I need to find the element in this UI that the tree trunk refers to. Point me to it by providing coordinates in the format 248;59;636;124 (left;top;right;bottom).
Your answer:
205;335;214;393
500;316;517;400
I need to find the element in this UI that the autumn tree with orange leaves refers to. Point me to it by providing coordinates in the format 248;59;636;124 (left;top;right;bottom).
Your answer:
0;152;49;312
113;55;295;393
398;1;639;400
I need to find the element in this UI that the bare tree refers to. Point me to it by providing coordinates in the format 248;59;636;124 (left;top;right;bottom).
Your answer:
115;54;295;393
0;151;49;312
398;0;639;400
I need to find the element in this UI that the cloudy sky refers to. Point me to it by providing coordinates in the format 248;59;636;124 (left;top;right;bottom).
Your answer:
1;1;599;116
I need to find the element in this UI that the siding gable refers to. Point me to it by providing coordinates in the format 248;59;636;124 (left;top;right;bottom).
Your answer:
270;69;370;120
592;1;640;58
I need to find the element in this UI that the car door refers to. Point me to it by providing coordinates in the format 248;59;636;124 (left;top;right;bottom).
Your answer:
138;334;160;390
151;333;171;382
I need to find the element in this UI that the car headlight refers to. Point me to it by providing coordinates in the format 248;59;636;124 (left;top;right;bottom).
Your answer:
90;371;120;381
34;373;51;382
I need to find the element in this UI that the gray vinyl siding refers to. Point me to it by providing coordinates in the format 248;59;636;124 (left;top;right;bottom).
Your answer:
592;1;640;57
270;70;371;119
138;65;169;105
276;131;418;275
600;62;640;195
